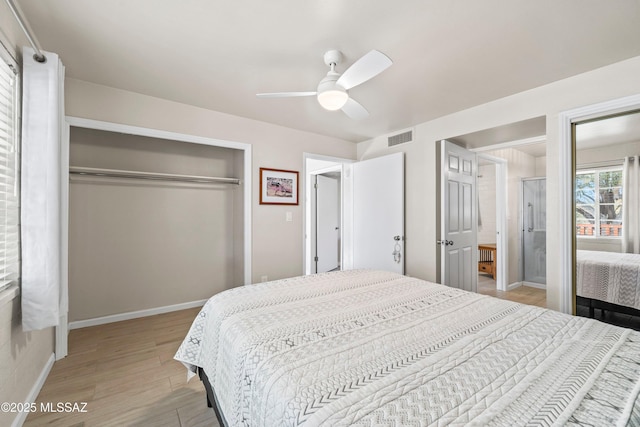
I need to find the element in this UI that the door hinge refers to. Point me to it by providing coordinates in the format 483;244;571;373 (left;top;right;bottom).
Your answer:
314;183;318;189
314;256;319;262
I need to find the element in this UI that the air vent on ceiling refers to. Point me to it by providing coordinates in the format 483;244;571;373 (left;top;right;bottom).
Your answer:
388;130;413;147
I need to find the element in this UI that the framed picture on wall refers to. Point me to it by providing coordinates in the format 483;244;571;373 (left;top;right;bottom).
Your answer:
259;168;299;205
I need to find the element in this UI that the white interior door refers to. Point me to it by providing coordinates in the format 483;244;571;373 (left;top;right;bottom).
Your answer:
352;152;404;274
440;140;477;291
316;174;340;272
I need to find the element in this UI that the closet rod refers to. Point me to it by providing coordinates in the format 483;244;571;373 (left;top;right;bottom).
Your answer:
69;166;241;185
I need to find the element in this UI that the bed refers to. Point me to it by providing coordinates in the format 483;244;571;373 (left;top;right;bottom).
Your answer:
576;250;640;318
175;269;640;426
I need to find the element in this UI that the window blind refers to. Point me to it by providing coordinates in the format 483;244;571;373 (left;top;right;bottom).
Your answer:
0;51;20;293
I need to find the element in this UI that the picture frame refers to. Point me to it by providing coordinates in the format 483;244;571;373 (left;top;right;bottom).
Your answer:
259;168;299;205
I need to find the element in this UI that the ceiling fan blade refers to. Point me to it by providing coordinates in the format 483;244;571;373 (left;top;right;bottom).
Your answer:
336;50;392;90
341;97;369;120
256;91;317;98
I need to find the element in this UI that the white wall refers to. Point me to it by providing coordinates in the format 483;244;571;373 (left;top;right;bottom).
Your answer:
357;55;640;311
65;78;357;285
535;156;547;176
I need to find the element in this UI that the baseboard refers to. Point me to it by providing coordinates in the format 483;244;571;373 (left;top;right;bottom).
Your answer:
12;353;55;427
522;281;546;290
68;299;208;330
507;281;523;291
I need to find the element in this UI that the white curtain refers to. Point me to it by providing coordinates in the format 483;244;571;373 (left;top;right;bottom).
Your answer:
21;47;65;331
622;155;640;254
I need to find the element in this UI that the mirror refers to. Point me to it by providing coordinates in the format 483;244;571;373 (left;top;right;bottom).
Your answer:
573;110;640;330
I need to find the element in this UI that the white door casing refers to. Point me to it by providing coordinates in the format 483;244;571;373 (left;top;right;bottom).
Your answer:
315;174;340;272
352;152;405;274
440;140;477;292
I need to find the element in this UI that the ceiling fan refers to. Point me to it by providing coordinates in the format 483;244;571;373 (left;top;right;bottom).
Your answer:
257;49;392;120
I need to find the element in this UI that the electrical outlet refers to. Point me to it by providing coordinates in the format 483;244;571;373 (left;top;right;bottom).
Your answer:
261;275;268;282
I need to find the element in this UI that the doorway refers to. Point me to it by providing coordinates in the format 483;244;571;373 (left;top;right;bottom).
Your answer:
303;152;405;275
442;116;546;303
310;168;342;273
304;154;351;275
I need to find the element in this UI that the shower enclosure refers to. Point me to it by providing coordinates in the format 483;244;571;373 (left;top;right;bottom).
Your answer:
522;178;546;286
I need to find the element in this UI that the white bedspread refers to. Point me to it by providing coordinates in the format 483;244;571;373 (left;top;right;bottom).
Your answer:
175;269;640;426
577;249;640;310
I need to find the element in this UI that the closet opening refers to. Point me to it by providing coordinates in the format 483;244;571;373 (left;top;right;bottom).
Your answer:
60;119;251;346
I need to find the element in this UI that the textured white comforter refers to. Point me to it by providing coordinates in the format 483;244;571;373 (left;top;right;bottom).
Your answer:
175;270;640;426
577;250;640;310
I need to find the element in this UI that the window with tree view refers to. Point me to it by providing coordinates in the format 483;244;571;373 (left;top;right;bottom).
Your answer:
576;167;623;237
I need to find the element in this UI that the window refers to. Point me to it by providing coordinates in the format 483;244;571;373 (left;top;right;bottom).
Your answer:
575;167;623;237
0;47;20;293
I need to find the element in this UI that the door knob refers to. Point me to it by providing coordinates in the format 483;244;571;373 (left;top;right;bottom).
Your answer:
392;236;402;263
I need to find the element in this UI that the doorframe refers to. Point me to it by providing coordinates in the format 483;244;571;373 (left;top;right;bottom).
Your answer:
558;93;640;314
302;153;354;275
57;117;253;360
476;153;508;291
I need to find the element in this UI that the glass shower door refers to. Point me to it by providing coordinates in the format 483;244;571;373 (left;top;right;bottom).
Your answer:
522;178;546;285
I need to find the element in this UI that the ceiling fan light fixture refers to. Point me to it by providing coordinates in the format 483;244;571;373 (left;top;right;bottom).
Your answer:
317;72;348;111
257;49;391;119
317;88;348;111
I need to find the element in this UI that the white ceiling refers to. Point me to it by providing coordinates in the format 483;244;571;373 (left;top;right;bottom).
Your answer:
17;0;640;142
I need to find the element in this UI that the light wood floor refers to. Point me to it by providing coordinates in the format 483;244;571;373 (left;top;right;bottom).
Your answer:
477;273;547;308
24;307;219;427
24;279;545;426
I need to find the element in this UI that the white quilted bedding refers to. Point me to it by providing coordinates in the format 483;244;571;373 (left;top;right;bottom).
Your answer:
175;270;640;427
577;250;640;310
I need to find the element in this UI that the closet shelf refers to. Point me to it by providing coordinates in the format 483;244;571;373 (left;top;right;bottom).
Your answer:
69;166;241;185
